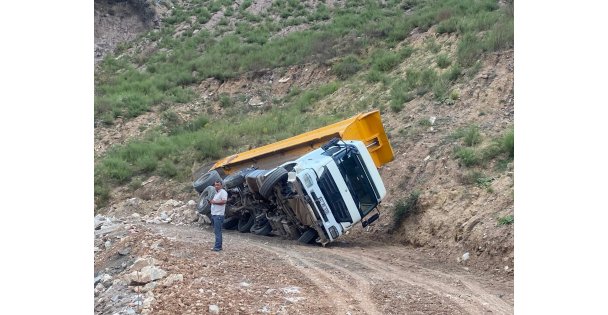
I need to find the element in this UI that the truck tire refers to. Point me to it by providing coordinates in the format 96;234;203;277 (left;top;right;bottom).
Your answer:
237;212;255;233
193;170;221;194
298;228;318;244
196;186;215;215
259;167;288;199
251;222;272;236
224;173;245;189
222;217;239;230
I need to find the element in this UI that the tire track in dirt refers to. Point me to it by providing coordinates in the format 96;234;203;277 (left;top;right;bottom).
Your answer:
332;247;512;314
250;242;380;315
254;243;471;315
145;223;512;314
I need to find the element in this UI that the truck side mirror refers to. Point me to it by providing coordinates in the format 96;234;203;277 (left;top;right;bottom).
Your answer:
361;212;380;228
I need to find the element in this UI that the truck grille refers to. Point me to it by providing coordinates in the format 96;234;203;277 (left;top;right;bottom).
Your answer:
318;168;352;223
310;192;328;222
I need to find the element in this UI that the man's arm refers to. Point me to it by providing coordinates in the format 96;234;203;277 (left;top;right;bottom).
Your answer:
210;191;228;205
211;199;227;205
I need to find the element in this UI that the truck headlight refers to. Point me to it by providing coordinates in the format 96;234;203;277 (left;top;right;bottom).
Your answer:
329;226;339;239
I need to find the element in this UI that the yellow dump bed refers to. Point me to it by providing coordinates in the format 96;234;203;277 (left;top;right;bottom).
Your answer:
212;110;394;174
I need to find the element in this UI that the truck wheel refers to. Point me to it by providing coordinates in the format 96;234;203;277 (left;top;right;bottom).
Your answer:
193;170;221;194
224;173;245;189
259;167;288;199
237;212;255;233
251;222;272;236
298;228;318;244
222;217;239;230
196;186;215;215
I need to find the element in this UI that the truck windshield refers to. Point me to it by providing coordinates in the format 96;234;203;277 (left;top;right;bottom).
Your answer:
331;146;379;217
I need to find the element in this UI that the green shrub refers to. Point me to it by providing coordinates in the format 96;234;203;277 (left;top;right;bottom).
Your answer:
219;93;233;107
240;0;252;10
128;178;143;191
101;157;133;183
332;55;362;80
444;63;462;82
366;69;389;84
500;127;514;158
161;110;181;130
455;147;479;167
136;154;158;173
399;45;414;59
463;125;482;146
371;49;402;72
159;160;178;178
462;171;493;187
170;116;209;135
498;214;514;225
457;33;483;67
437;17;458;34
480;127;514;161
94;181;110;208
390;79;414;112
432;77;450;101
483;19;514;52
424;38;441;53
392;191;420;230
436;54;451;69
418;68;437;95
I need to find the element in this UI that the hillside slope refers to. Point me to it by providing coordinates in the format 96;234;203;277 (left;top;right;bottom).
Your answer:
94;0;513;275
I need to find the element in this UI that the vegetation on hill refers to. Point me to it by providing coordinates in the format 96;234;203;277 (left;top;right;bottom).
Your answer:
94;0;513;214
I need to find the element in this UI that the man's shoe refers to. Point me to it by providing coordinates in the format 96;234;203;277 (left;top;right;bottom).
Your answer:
211;248;221;252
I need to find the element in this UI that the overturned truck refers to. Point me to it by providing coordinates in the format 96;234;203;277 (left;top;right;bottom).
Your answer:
192;110;394;245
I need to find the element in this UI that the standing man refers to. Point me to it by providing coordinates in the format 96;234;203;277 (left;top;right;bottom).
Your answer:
209;180;228;251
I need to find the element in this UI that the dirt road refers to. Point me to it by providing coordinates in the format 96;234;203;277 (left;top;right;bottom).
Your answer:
96;222;513;314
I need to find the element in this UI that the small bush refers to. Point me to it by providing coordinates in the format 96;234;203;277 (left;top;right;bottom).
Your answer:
332;55;362;80
455;147;479;167
432;77;449;101
101;157;133;183
444;63;462;82
128;178;143;191
457;33;483;67
483;19;514;52
462;171;493;187
418;68;437;95
94;182;110;208
161;110;181;130
159;160;178;178
424;38;441;53
399;45;414;59
480;127;514;161
390;79;414;112
437;17;458;34
463;125;482;146
219;93;233;107
392;191;420;231
366;69;388;84
136;154;158;173
498;214;514;225
436;54;451;69
500;128;514;158
371;49;402;72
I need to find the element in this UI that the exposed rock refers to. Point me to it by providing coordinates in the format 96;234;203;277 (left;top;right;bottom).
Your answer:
127;266;167;285
209;304;220;314
129;257;160;272
161;274;184;287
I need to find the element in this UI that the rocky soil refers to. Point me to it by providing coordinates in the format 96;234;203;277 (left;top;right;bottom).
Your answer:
95;206;513;315
94;1;514;314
